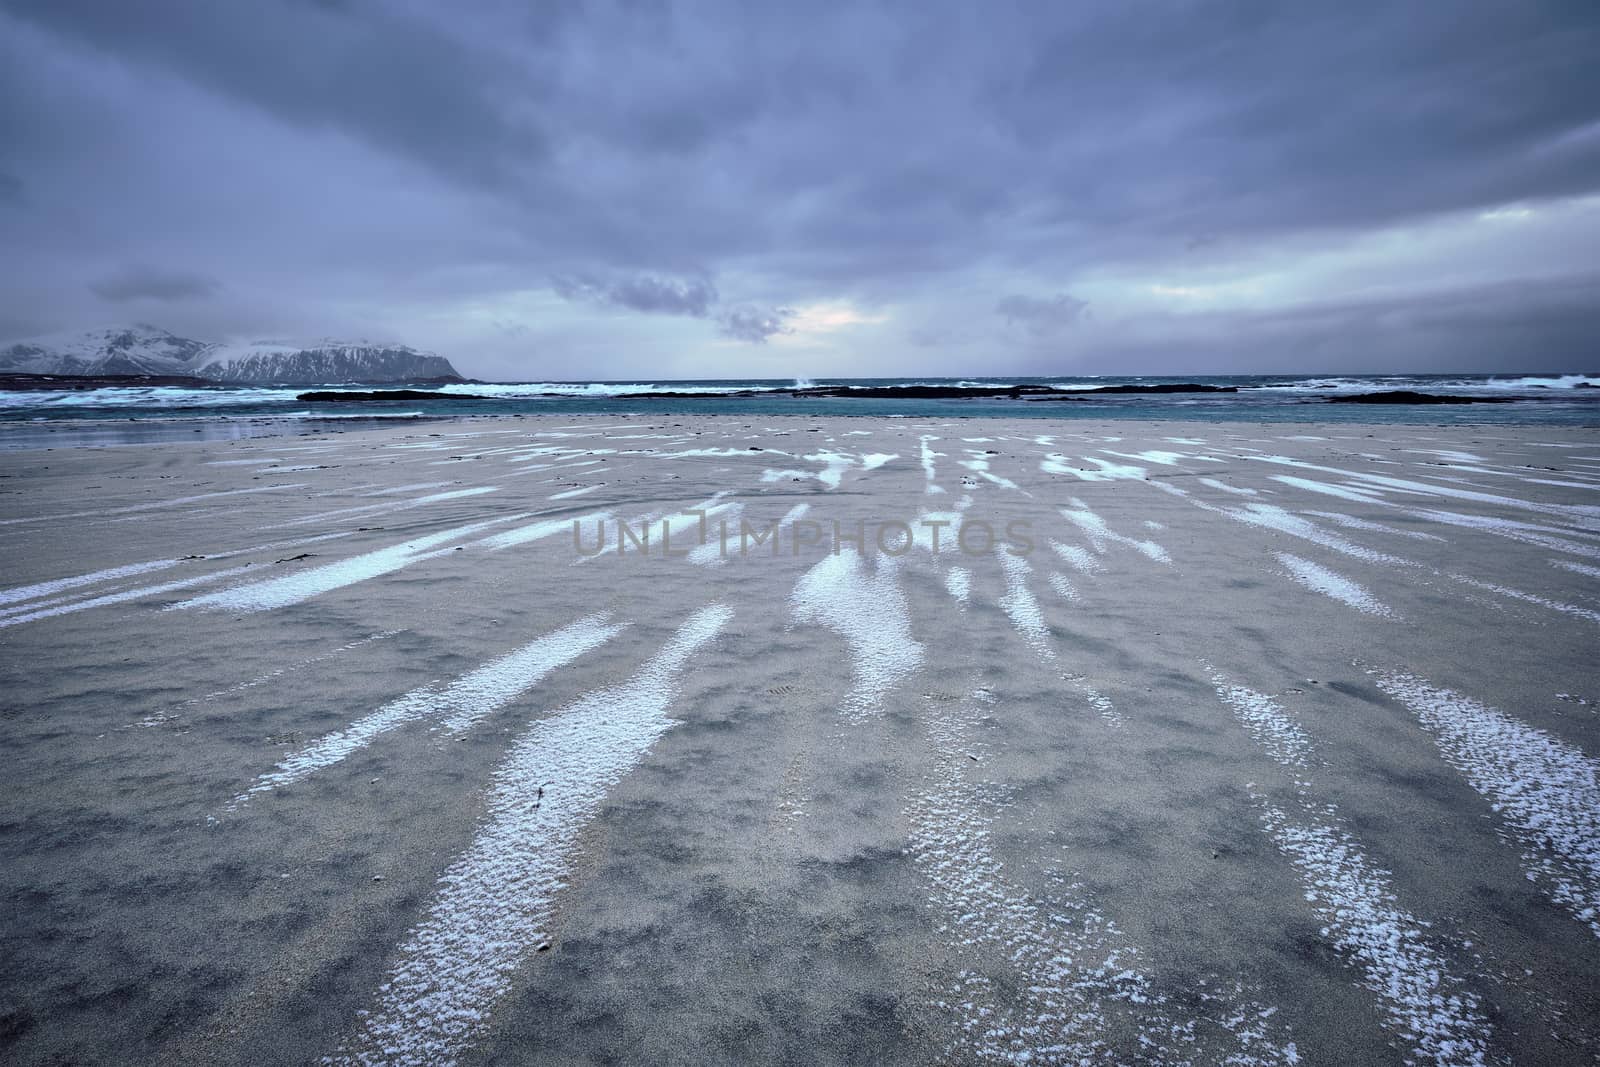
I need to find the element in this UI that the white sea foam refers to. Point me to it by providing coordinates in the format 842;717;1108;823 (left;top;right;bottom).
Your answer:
790;549;923;719
1275;553;1397;618
332;605;730;1066
1375;671;1600;940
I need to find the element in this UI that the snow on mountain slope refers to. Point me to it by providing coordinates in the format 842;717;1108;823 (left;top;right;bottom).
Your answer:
193;341;460;383
0;325;208;376
0;328;462;383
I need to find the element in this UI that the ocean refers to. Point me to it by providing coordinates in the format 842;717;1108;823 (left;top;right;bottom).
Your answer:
2;373;1596;449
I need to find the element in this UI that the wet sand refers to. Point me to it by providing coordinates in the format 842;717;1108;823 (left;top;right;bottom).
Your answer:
1;415;1598;1066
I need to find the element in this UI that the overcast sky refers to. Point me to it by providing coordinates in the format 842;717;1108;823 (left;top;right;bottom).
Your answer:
2;0;1597;380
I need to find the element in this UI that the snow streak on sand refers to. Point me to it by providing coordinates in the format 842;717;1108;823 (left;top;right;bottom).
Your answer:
0;558;182;606
1047;571;1080;603
233;614;622;806
1375;672;1600;939
175;518;512;612
1447;574;1600;626
959;455;1021;491
0;482;309;527
1190;501;1409;566
1304;511;1445;542
909;691;1296;1065
921;435;946;493
944;567;971;606
790;549;923;720
479;511;611;551
0;563;257;628
1255;802;1492;1067
333;604;730;1067
1275;553;1397;618
1060;500;1171;563
687;502;747;565
1200;477;1257;496
762;450;896;490
1553;559;1600;580
1204;668;1313;768
135;629;405;728
999;552;1053;658
1049;539;1101;574
1202;666;1493;1065
1269;475;1383;504
1410;509;1600;560
548;484;600;500
1042;455;1148;482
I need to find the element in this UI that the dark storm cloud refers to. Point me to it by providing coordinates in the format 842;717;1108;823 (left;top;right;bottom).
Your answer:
3;0;550;188
1059;274;1600;375
997;293;1090;338
718;306;795;344
1;0;1597;372
552;273;718;317
90;264;219;303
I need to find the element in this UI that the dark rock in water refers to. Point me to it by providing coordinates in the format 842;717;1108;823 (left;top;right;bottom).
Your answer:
296;389;486;402
622;382;1235;401
798;384;1060;399
0;372;217;391
1028;382;1238;398
1326;390;1514;405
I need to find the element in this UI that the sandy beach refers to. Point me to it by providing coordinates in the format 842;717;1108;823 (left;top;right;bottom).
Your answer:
2;414;1598;1066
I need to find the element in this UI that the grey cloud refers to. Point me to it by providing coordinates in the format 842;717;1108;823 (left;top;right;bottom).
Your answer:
1;0;1597;376
718;306;794;344
90;264;219;303
997;293;1089;338
552;273;719;318
4;0;551;189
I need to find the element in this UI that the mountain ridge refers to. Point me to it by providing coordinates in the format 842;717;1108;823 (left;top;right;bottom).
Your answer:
0;325;463;384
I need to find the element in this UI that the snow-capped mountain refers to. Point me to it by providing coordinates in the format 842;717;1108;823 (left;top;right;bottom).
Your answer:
0;325;463;383
191;341;461;383
0;325;209;376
